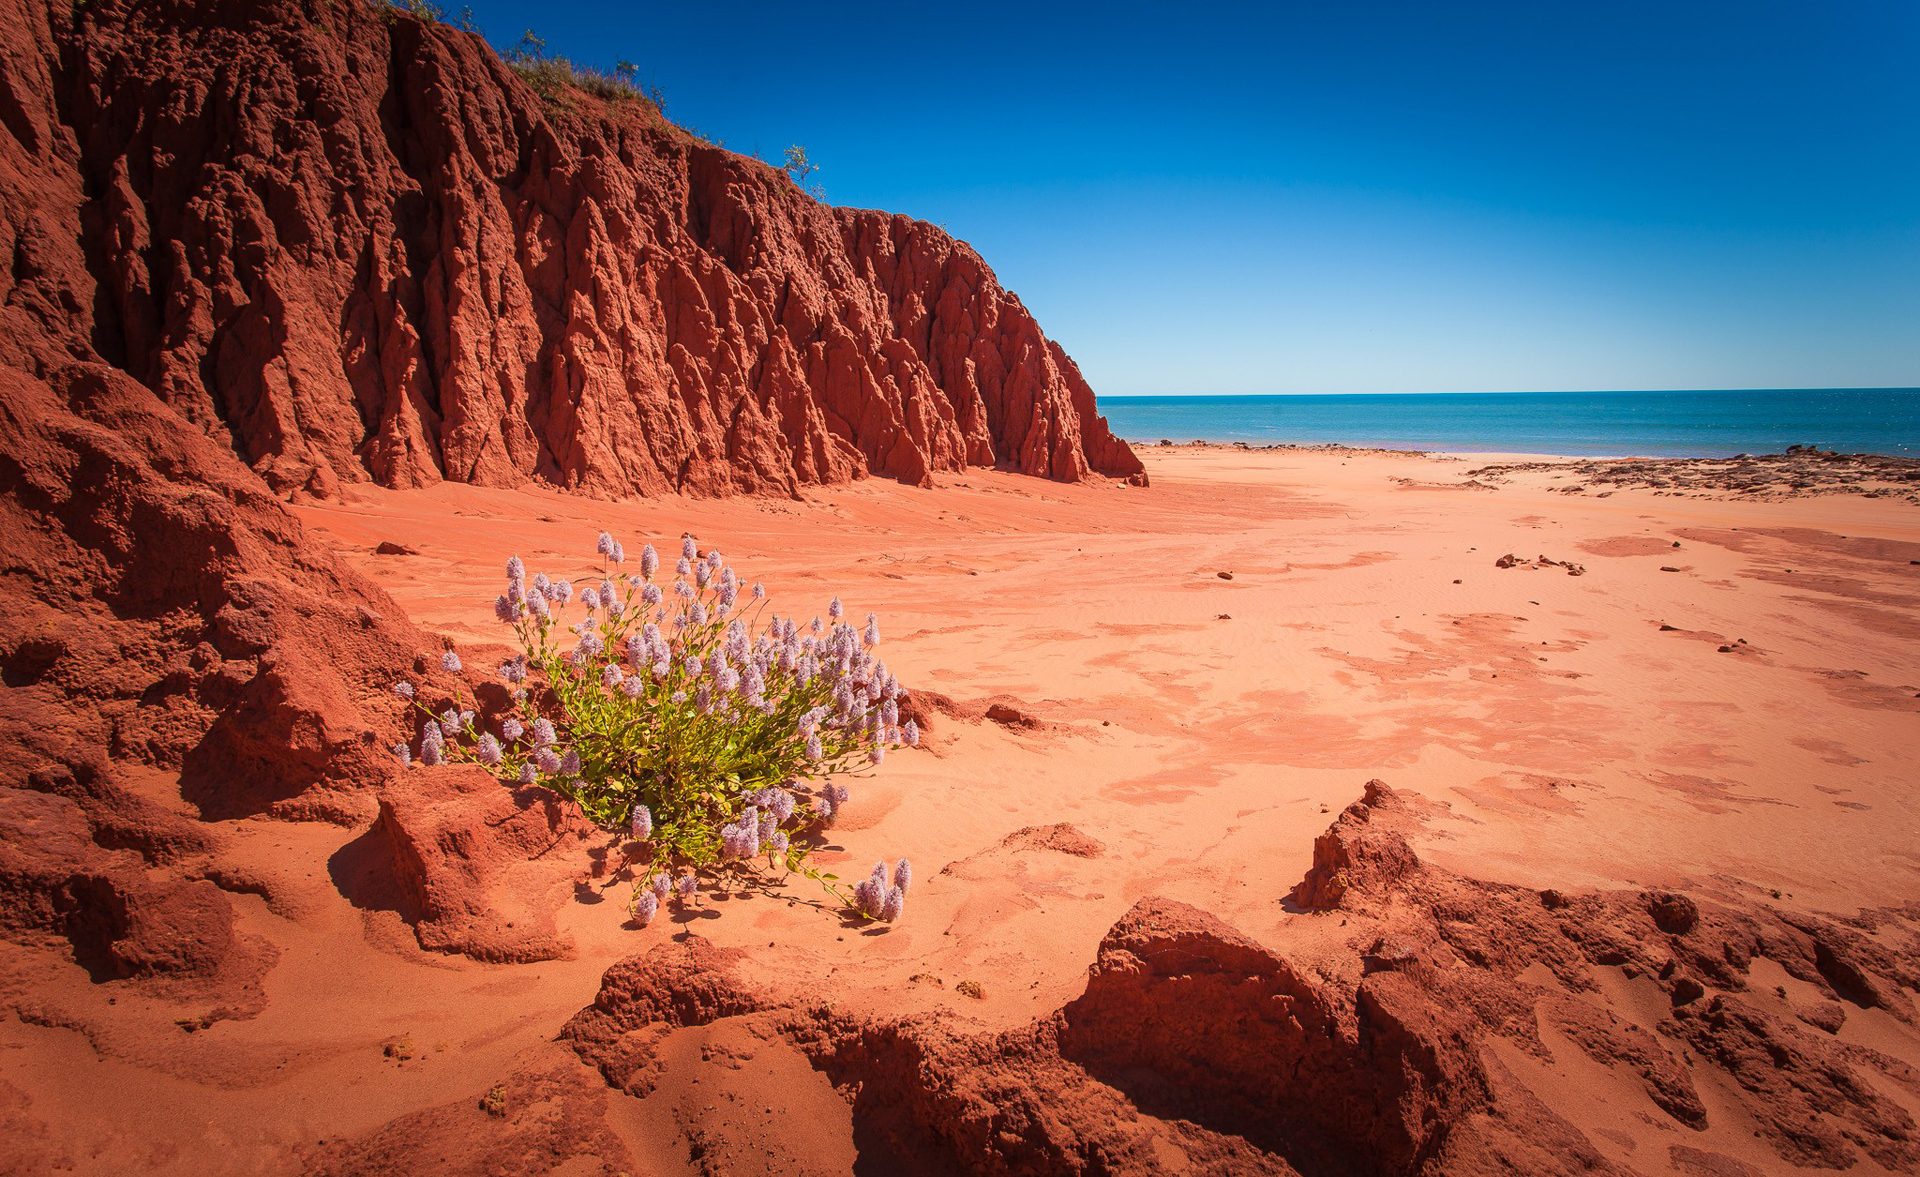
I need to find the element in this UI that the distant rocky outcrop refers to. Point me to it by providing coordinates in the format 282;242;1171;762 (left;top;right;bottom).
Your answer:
32;0;1141;498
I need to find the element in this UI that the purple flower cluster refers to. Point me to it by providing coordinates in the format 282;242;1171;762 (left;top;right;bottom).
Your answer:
851;859;909;923
418;719;446;766
499;555;609;630
748;786;799;823
719;811;759;861
416;530;928;935
816;782;851;825
688;596;905;755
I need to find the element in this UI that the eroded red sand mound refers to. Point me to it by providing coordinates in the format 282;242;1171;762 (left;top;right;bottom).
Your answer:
304;1061;637;1177
552;782;1920;1176
332;763;598;962
0;358;435;991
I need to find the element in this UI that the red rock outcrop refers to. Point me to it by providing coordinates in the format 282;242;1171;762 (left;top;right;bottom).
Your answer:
563;934;1296;1175
0;357;427;818
0;787;236;981
558;783;1920;1175
333;763;598;962
304;1059;638;1177
1294;782;1920;1173
1058;896;1490;1175
1289;776;1423;908
36;0;1141;498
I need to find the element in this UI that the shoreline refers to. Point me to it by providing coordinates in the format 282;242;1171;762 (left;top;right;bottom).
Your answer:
1119;441;1920;503
1125;437;1920;461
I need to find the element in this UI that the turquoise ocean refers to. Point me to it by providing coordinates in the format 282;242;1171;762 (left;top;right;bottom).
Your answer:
1095;388;1920;458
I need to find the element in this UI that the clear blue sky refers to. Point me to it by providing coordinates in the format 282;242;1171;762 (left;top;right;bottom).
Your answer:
457;1;1918;395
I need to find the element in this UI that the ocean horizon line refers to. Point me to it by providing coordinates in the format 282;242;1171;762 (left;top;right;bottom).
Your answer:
1093;386;1920;459
1098;386;1920;399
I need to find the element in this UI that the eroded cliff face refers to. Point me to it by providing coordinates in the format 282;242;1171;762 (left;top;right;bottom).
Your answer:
47;0;1142;498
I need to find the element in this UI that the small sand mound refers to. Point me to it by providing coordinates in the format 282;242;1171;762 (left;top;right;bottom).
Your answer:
1578;535;1679;557
1002;823;1106;858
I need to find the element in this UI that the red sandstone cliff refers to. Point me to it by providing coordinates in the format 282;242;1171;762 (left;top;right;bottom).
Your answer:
35;0;1142;498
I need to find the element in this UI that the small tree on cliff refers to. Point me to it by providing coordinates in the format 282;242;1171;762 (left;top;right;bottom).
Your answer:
783;145;823;197
509;28;546;61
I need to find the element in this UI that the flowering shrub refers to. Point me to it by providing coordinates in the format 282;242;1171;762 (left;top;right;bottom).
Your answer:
393;532;916;923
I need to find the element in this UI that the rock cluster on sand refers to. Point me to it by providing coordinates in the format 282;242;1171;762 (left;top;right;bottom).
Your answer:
1472;448;1920;502
1493;551;1586;575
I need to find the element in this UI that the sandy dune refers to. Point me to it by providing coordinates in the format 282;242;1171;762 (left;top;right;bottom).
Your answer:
5;447;1919;1174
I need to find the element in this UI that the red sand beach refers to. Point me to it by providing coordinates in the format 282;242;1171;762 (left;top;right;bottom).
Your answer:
7;446;1918;1174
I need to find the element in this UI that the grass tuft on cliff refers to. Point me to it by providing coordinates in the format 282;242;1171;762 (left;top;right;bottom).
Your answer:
373;3;666;115
499;28;665;113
